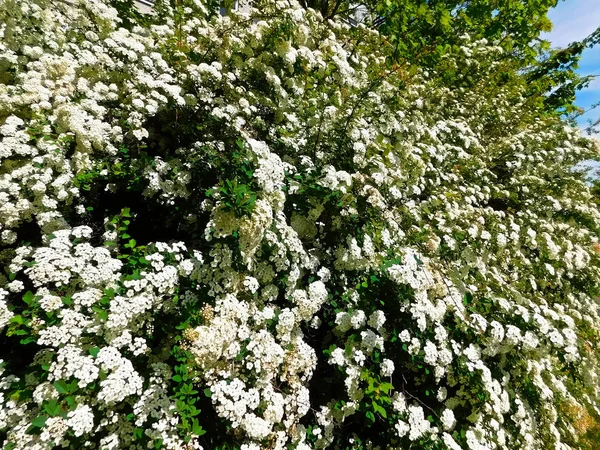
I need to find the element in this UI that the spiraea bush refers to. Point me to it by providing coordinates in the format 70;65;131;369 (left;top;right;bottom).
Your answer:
1;0;600;449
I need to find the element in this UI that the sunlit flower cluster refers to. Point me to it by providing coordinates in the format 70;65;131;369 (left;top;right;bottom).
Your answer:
1;0;600;449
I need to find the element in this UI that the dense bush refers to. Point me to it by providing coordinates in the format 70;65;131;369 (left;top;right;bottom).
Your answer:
1;1;600;449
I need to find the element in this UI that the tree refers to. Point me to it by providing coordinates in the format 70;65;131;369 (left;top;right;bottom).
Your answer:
297;0;598;117
1;0;600;449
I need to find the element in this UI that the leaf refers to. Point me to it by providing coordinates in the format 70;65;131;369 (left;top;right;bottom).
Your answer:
89;347;100;358
22;291;35;305
65;396;76;408
53;380;69;395
172;375;182;383
134;428;144;440
191;418;206;436
365;410;375;423
372;401;387;418
10;315;23;325
31;415;47;428
44;400;61;417
203;388;212;398
379;382;393;393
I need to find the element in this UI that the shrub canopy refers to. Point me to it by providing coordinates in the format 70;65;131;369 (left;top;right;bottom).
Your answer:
1;1;600;449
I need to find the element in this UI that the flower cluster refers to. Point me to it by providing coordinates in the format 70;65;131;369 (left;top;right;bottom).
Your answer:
1;0;600;449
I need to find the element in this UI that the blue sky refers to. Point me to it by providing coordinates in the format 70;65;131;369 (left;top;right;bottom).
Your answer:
543;0;600;136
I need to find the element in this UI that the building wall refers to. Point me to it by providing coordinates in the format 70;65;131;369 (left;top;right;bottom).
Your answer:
134;0;252;15
135;0;153;14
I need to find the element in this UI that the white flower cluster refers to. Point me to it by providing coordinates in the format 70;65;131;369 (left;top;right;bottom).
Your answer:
1;0;600;449
0;228;189;449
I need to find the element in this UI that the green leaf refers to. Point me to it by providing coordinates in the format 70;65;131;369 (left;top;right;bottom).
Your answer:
10;315;23;325
203;388;212;398
89;347;100;358
44;400;61;417
172;375;182;383
22;291;35;305
31;415;47;428
53;380;69;395
134;427;144;440
372;401;387;418
379;382;393;393
65;396;76;409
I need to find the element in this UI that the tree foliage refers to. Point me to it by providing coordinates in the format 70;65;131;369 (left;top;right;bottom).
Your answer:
301;0;598;116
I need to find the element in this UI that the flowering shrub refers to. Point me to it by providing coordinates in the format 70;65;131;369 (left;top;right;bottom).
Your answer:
1;0;600;449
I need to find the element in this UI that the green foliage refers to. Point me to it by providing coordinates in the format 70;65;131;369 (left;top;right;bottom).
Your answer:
360;370;393;422
108;0;151;29
213;179;258;218
171;347;206;442
2;1;600;449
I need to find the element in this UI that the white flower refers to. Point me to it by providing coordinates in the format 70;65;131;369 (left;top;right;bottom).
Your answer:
368;310;386;330
243;276;260;294
6;280;24;293
329;348;346;366
66;404;95;437
440;409;456;431
350;309;367;329
380;359;395;377
407;405;430;441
